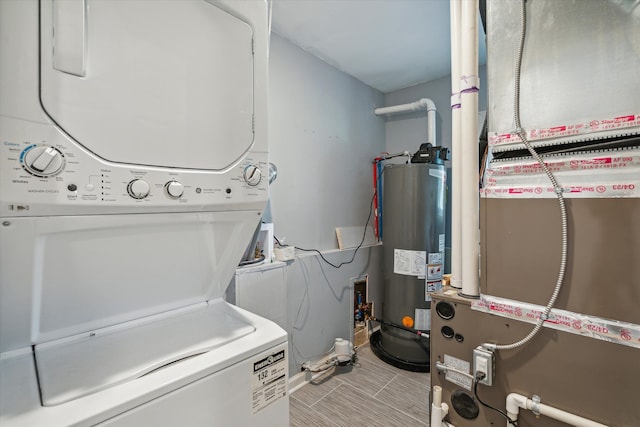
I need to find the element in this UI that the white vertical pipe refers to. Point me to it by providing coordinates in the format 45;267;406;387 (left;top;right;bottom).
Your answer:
450;0;462;289
425;101;437;146
431;386;453;427
460;0;480;297
433;384;442;407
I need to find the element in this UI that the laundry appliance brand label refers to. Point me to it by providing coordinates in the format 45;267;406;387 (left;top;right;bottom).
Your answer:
251;349;287;414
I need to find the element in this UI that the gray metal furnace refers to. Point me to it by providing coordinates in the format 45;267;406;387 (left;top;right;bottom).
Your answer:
371;160;446;371
431;0;640;425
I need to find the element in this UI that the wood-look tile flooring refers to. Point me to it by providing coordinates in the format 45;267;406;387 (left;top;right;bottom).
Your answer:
290;343;431;427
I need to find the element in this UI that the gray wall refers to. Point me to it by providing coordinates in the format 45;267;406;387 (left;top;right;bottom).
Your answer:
382;65;488;272
268;34;386;374
269;34;386;250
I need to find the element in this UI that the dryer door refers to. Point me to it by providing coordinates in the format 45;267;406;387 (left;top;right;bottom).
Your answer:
40;0;254;171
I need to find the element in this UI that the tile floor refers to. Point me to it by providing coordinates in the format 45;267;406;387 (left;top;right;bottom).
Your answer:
290;343;431;427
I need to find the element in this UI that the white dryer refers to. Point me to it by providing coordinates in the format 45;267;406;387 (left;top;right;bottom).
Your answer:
0;0;288;426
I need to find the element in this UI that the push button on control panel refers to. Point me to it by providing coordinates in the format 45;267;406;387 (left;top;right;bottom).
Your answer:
127;179;150;199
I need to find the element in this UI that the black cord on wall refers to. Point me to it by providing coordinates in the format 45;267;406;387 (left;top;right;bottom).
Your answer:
275;189;377;269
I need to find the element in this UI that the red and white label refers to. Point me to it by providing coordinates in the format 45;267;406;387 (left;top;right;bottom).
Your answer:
471;295;640;350
482;182;639;199
482;148;640;199
487;153;639;177
489;113;640;146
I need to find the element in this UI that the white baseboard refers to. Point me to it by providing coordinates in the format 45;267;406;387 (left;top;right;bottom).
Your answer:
288;353;337;394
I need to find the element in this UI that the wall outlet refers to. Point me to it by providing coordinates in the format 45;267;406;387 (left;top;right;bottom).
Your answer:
473;346;494;386
274;246;295;261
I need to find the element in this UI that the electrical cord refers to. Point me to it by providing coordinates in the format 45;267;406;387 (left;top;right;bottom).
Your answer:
488;0;569;352
284;189;377;269
474;373;518;426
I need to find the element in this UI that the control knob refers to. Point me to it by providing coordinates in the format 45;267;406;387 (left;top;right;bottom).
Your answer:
165;181;184;199
243;164;262;186
127;179;150;199
22;145;65;177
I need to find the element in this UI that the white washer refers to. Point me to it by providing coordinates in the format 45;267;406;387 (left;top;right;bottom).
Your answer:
0;1;288;426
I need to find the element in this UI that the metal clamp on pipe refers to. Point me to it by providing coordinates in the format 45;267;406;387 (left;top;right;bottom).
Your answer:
506;393;609;427
531;394;541;417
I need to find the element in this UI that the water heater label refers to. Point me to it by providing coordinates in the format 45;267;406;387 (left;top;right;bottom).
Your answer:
439;234;445;252
427;265;443;280
426;280;443;301
414;308;430;330
428;252;443;264
251;349;288;414
393;249;426;276
429;168;446;179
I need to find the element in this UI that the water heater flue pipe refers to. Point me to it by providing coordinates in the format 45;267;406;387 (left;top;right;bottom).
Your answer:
374;98;437;146
506;393;609;427
459;0;480;298
450;0;462;290
374;98;435;115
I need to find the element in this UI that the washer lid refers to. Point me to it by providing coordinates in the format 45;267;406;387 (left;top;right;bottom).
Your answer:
40;0;254;170
34;301;255;406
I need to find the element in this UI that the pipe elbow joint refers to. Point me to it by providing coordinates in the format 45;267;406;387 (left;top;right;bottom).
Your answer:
418;97;437;111
441;402;449;417
506;393;526;415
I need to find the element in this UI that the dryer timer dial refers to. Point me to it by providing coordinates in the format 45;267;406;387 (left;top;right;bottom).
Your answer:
21;145;65;177
165;181;184;199
243;164;262;186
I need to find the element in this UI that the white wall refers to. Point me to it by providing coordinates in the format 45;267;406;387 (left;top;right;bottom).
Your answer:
267;34;386;374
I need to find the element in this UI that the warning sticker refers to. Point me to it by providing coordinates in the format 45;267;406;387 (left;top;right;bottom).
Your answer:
427;265;443;281
438;235;445;252
251;349;288;414
428;252;443;265
426;280;443;302
394;249;427;276
443;354;472;391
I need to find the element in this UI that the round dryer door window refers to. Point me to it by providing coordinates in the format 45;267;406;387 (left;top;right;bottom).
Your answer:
39;0;254;171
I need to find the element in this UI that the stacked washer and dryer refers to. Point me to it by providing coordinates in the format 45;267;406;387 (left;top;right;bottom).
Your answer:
0;0;289;426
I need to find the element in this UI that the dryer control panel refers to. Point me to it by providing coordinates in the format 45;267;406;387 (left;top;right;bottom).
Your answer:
0;117;268;216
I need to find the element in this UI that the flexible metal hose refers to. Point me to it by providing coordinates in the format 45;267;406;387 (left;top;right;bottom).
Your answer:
491;0;569;351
